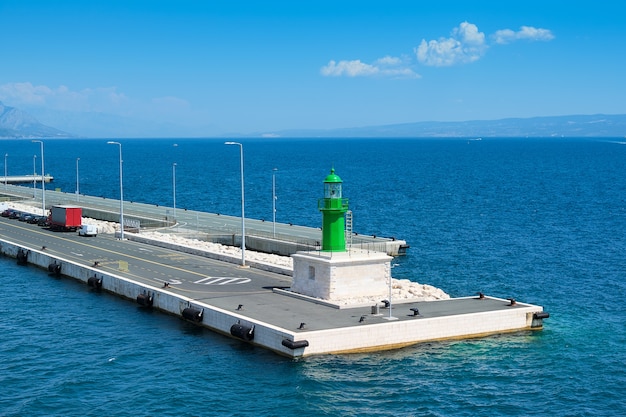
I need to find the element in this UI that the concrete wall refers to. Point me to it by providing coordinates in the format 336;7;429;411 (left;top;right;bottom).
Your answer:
245;235;316;256
291;250;392;300
207;233;406;257
297;304;539;355
81;207;172;229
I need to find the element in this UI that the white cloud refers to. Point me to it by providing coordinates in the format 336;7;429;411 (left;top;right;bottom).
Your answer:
0;82;193;121
321;59;378;77
0;82;52;106
492;26;555;44
321;56;420;79
321;21;555;76
0;82;130;113
416;21;487;67
376;56;402;66
0;82;213;136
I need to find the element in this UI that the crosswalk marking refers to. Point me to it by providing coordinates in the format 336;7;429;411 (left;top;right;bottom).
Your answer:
194;276;251;285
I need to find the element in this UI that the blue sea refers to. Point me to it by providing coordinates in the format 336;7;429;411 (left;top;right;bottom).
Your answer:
1;137;625;416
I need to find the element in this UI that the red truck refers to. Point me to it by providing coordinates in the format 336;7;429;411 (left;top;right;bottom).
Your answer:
48;205;82;231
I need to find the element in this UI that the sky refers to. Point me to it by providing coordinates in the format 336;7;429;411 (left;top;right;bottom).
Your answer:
1;0;624;137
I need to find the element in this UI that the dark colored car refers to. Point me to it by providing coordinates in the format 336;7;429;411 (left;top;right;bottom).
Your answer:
37;216;50;227
27;215;40;224
19;213;34;222
1;208;14;217
9;210;22;219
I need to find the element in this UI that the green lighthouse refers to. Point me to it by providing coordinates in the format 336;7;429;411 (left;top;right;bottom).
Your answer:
318;168;349;252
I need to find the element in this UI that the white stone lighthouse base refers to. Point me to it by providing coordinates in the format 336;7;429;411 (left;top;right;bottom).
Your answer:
291;249;392;302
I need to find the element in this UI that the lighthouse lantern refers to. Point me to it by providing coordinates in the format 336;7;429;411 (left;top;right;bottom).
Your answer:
324;169;342;198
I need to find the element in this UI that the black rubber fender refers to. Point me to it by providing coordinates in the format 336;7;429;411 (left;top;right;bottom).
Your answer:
281;339;309;349
136;293;153;307
182;307;203;322
230;323;255;341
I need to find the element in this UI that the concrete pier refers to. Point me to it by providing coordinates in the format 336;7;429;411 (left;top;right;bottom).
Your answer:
0;219;549;358
2;174;54;183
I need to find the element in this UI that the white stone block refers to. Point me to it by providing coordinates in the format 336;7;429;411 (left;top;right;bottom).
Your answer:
292;249;392;301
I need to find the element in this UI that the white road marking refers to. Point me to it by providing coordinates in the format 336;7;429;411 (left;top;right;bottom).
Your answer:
194;277;251;285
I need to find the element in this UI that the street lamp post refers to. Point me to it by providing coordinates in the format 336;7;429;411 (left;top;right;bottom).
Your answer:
107;141;124;240
225;141;246;266
33;155;37;196
272;168;278;237
172;162;177;219
76;157;80;201
32;141;45;215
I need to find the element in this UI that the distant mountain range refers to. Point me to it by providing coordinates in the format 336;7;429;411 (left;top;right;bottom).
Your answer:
1;100;625;139
0;102;72;138
262;114;626;138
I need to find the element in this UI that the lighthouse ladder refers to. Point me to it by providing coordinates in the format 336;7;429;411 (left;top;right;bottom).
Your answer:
345;210;353;249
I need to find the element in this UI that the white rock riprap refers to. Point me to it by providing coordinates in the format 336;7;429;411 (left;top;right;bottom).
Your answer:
323;279;450;307
140;231;294;269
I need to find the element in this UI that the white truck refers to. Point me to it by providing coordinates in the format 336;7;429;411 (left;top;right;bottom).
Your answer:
78;224;98;237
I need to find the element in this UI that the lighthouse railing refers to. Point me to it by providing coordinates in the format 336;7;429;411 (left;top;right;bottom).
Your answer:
317;198;349;210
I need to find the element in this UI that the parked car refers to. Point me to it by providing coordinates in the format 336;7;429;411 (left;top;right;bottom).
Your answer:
19;213;35;222
27;215;40;224
1;208;15;217
9;210;22;219
37;216;50;227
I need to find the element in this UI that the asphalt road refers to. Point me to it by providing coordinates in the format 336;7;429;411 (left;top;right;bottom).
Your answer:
0;215;291;299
